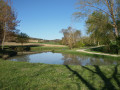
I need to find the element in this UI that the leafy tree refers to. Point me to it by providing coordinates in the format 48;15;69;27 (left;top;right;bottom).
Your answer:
74;41;85;48
79;36;94;46
86;11;115;45
17;32;29;46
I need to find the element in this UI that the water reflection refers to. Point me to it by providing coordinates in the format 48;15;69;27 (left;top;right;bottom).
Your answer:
9;55;30;62
8;52;120;66
62;54;119;65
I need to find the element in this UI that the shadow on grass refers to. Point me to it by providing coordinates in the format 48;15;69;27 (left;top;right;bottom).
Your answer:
83;65;116;90
65;65;120;90
110;65;120;88
65;65;96;90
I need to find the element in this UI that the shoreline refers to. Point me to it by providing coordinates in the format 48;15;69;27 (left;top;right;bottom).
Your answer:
1;45;120;60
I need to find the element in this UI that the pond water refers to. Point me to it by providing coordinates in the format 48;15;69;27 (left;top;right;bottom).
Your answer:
8;52;120;66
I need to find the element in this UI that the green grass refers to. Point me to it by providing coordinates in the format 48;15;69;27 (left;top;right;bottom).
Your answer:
31;46;69;52
0;59;120;90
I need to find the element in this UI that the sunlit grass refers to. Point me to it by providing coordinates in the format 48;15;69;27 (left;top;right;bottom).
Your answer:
31;46;69;52
0;59;120;89
29;41;61;45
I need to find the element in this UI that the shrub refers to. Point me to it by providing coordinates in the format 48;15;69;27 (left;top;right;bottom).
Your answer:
74;41;85;48
91;45;118;54
9;46;31;52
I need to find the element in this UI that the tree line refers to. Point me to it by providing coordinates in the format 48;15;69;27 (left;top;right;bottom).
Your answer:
61;0;120;54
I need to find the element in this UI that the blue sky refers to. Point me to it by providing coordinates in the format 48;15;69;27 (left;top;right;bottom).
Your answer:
13;0;86;40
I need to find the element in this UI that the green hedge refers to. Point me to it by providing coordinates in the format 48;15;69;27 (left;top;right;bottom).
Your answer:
90;45;119;54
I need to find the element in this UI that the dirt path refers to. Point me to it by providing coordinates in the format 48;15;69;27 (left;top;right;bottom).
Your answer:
76;46;120;57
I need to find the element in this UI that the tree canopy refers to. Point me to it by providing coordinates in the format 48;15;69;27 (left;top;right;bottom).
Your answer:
74;0;120;38
86;11;114;45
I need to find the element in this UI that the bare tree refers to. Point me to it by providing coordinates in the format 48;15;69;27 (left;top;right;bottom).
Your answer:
60;27;81;49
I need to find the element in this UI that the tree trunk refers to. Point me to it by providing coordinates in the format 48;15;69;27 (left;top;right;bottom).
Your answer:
114;27;119;38
98;42;100;46
105;0;119;37
2;22;7;50
94;39;96;45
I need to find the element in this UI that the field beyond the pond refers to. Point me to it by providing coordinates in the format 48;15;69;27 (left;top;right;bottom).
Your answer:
3;42;66;47
0;60;120;90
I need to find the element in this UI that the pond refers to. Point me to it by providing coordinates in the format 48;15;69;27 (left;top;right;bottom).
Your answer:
8;52;120;66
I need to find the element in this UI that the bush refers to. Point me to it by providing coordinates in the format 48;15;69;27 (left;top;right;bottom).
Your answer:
109;45;118;54
0;48;17;59
74;41;85;48
9;46;31;52
91;45;118;54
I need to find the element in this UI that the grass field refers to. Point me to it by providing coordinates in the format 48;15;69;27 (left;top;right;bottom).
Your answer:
37;42;61;45
31;46;69;52
0;59;120;90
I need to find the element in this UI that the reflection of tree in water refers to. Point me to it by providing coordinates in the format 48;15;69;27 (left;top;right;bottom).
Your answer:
89;58;120;65
62;54;120;66
62;54;82;65
10;55;30;62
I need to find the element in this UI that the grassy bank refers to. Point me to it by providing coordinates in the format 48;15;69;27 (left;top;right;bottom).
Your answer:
28;41;61;45
0;59;120;90
31;46;69;52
